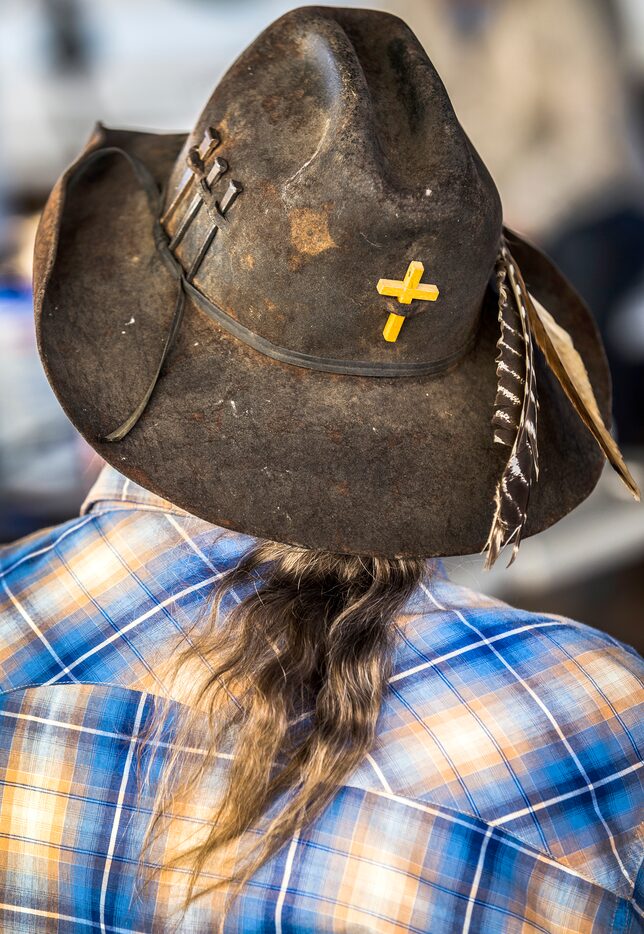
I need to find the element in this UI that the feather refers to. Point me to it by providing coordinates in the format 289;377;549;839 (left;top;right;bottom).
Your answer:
483;247;539;569
522;285;640;502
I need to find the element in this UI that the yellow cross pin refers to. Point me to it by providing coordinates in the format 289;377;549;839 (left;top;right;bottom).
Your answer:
376;261;439;342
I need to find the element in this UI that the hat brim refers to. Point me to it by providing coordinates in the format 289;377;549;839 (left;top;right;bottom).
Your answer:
34;126;610;557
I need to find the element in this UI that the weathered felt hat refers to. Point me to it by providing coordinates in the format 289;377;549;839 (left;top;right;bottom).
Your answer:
33;6;638;561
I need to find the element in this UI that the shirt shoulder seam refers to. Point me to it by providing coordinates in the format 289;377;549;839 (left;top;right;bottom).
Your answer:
337;784;640;904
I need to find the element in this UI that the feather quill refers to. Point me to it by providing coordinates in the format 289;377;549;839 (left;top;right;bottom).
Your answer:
521;283;640;501
483;247;539;568
485;237;639;569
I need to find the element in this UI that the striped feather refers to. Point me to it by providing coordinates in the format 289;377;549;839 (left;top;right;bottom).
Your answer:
484;244;539;569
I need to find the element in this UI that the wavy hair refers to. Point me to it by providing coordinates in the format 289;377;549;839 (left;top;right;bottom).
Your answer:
138;539;428;929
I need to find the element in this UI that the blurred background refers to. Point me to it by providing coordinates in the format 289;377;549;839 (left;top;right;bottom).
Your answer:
1;0;643;649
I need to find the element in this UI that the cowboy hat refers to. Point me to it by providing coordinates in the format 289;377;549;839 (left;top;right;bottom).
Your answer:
34;6;626;559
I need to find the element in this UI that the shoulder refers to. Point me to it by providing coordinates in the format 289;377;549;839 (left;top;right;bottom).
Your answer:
389;576;643;772
394;575;643;701
0;514;95;578
0;501;251;697
353;577;643;898
0;513;107;695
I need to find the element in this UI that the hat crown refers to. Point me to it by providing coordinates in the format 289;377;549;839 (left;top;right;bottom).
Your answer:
163;5;502;369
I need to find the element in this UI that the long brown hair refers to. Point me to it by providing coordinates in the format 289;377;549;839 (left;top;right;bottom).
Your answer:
139;539;428;927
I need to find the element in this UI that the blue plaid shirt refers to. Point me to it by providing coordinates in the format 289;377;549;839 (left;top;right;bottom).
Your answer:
0;465;641;932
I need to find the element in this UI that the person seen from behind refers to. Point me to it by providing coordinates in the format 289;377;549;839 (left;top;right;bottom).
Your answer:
1;7;642;932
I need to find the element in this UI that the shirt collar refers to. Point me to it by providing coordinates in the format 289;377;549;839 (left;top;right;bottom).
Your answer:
81;464;191;516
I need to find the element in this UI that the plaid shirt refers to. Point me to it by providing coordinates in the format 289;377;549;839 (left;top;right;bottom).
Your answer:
0;465;641;933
